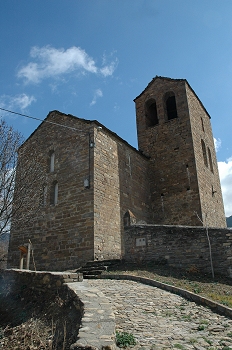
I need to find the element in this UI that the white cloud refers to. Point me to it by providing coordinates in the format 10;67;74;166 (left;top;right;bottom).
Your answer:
218;157;232;217
17;46;117;83
90;89;103;106
100;60;118;77
214;137;221;152
0;94;36;112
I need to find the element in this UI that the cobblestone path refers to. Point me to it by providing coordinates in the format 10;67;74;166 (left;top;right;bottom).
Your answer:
88;279;232;350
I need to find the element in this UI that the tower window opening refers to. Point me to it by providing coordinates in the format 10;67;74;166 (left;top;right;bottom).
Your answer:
145;99;158;127
51;181;58;205
208;147;214;173
201;117;205;132
49;150;55;172
201;139;208;167
166;95;178;120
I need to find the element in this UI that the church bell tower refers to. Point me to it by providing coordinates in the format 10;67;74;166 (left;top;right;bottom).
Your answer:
134;76;226;228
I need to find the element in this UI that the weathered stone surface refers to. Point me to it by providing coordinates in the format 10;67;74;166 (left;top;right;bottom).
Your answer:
135;77;226;228
7;77;226;272
124;225;232;276
89;278;232;349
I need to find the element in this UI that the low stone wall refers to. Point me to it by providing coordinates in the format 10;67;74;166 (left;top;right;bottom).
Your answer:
0;269;116;349
0;269;82;294
124;225;232;277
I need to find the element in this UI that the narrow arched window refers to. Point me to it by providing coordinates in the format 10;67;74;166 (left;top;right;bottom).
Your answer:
166;94;178;120
49;151;55;172
208;147;214;173
145;99;158;127
201;117;205;132
201;140;208;167
51;181;58;205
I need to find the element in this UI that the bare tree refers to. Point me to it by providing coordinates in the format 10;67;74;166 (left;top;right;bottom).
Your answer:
0;119;24;237
195;211;214;279
1;119;46;266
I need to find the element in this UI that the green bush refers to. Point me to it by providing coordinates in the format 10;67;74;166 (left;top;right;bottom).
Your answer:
116;331;136;347
198;324;205;331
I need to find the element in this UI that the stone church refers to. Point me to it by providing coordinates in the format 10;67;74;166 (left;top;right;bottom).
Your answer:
7;76;226;271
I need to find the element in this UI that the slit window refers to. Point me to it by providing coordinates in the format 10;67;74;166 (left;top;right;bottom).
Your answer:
166;95;178;120
201;140;208;167
145;99;158;127
51;181;58;205
49;151;55;172
201;117;205;132
208;147;214;173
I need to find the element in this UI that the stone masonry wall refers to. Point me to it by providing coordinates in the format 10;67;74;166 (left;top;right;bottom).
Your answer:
93;126;151;260
124;225;232;277
8;112;95;271
93;127;121;260
0;269;82;294
135;78;202;226
186;84;226;228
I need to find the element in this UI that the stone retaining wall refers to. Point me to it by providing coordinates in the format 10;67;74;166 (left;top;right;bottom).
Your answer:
124;225;232;277
0;269;116;350
0;269;82;294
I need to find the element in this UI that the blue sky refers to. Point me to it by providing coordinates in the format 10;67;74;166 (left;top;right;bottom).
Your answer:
0;0;232;216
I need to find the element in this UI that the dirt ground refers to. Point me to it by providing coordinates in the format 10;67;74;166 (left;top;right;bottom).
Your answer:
0;281;82;350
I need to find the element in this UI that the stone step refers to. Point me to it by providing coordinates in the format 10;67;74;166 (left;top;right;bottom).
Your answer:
77;259;122;279
84;259;121;267
81;270;103;276
78;265;108;272
84;274;102;279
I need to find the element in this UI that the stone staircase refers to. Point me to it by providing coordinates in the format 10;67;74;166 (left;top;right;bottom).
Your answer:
77;259;121;279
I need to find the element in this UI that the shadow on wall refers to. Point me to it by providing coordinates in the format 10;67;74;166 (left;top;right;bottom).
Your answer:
123;224;232;277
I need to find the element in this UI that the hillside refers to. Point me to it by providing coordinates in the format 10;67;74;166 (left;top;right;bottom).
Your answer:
226;216;232;228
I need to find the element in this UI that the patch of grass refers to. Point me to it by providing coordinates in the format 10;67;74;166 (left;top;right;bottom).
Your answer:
202;337;212;345
219;339;232;347
174;344;186;349
161;280;174;286
208;293;232;308
176;305;185;311
227;332;232;338
143;310;157;315
197;324;205;331
182;314;192;321
189;338;197;344
116;331;136;348
200;319;209;325
163;310;173;317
